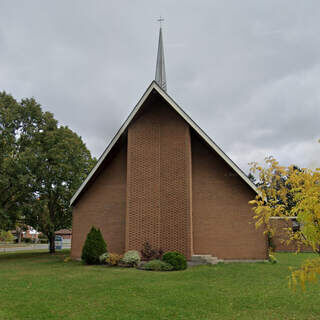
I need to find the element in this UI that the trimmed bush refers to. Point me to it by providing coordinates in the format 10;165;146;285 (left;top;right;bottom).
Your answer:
99;252;109;264
106;253;122;266
143;259;173;271
121;250;140;267
162;252;187;270
81;227;107;265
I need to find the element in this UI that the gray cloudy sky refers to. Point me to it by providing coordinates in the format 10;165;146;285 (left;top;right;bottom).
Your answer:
1;1;319;173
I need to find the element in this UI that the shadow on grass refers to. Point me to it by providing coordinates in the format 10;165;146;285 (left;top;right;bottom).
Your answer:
0;249;70;261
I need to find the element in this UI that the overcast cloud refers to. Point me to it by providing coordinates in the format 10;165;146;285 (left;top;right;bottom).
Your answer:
0;1;319;173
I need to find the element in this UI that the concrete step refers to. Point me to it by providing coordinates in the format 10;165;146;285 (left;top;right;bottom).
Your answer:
191;254;220;265
191;255;212;262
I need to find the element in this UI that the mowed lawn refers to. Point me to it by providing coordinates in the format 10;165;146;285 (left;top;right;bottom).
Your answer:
1;251;320;320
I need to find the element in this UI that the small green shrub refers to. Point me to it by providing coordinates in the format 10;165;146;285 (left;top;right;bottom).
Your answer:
0;230;14;243
121;250;140;267
99;252;109;264
162;251;187;270
81;227;107;265
143;259;173;271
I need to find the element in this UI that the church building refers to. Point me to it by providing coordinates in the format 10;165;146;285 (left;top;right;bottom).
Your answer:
70;26;267;261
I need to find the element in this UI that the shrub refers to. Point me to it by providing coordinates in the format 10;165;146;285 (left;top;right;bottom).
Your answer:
23;238;32;243
99;252;109;264
141;242;156;261
81;227;107;265
141;242;164;261
121;250;140;267
162;251;187;270
155;248;164;260
0;230;14;243
143;259;173;271
106;253;122;266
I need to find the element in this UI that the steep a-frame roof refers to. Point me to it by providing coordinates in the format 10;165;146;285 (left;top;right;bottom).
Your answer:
70;81;258;206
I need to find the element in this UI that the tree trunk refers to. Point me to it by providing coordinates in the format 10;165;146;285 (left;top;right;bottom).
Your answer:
16;228;22;243
49;234;55;254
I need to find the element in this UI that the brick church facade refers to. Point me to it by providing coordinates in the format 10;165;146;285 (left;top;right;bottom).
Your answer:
70;82;267;260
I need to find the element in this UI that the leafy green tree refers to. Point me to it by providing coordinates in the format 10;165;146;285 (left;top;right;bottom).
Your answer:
0;92;96;252
18;98;96;253
0;92;24;229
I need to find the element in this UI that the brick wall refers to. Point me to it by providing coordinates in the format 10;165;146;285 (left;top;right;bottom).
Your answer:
71;90;267;260
71;142;127;259
191;133;267;260
270;218;313;252
126;95;193;258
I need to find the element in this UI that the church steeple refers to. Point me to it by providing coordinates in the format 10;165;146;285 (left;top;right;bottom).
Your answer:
155;18;167;92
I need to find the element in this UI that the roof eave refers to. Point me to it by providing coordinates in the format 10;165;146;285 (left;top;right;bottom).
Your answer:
70;81;257;206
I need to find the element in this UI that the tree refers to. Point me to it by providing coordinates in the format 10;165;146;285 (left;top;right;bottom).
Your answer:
249;156;320;290
0;92;96;252
0;92;27;230
248;173;257;185
19;98;96;253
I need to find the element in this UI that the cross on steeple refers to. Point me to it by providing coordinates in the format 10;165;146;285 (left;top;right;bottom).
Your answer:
157;16;164;26
155;17;167;92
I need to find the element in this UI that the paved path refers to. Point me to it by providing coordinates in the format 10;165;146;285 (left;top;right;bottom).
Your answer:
0;243;71;252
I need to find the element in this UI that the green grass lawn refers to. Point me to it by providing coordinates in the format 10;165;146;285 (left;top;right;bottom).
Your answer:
1;251;319;320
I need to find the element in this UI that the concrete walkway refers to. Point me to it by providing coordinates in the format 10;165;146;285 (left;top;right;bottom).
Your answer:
0;243;71;252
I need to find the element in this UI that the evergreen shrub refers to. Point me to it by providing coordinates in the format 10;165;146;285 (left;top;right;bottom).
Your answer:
81;227;107;265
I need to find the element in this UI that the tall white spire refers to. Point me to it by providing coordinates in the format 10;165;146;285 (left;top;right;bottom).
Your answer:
155;18;167;91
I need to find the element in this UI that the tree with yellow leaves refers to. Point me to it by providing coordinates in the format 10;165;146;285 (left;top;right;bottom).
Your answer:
249;155;320;290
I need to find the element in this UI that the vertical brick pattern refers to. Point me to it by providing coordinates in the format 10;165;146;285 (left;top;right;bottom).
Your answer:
160;114;193;258
126;119;161;251
71;143;127;259
126;98;192;258
191;133;267;260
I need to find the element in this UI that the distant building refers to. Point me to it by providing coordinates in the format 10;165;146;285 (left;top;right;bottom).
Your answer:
23;226;40;240
55;229;72;240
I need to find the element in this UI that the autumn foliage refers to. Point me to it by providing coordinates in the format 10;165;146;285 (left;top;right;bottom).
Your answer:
249;155;320;290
